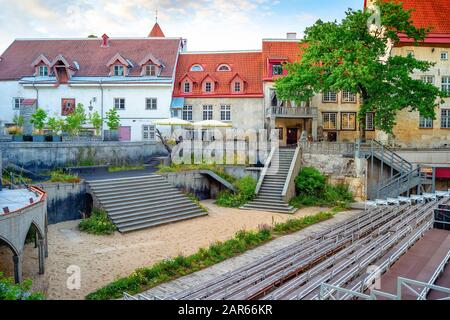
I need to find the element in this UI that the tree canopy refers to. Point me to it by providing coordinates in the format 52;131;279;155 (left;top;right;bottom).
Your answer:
275;0;446;138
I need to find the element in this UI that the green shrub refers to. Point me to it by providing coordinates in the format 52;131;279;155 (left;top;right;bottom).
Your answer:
108;165;145;173
50;170;80;183
216;175;256;208
79;208;117;235
273;211;333;234
0;273;44;300
295;167;326;196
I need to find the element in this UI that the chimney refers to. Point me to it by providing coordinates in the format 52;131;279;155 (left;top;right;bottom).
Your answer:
101;34;110;47
286;32;297;40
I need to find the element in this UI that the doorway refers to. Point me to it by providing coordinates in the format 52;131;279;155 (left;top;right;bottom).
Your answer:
286;128;298;145
119;126;131;141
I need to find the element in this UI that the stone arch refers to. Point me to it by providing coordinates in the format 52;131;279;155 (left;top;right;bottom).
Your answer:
0;235;20;257
20;220;44;247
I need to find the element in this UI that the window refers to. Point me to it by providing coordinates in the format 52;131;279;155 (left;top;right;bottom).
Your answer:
421;75;434;84
234;81;241;92
61;98;76;116
220;105;231;121
272;63;283;76
190;64;203;72
114;98;126;110
442;76;450;93
419;115;433;129
342;91;356;103
322;112;337;130
441;109;450;129
365;112;375;131
323;91;337;102
145;65;157;76
13;97;24;110
217;64;231;72
182;105;193;121
341;112;356;130
441;51;449;61
142;125;156;141
114;65;125;76
204;82;212;93
202;105;213;120
146;98;157;110
183;81;191;93
38;65;48;77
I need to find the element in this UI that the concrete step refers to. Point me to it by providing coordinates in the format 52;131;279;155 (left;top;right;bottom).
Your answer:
96;185;175;199
111;203;202;222
108;198;195;215
89;179;167;192
99;191;185;205
119;211;207;233
104;194;189;210
241;203;295;214
87;175;165;187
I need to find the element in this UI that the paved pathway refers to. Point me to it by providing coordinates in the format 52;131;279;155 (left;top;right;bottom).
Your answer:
139;209;361;299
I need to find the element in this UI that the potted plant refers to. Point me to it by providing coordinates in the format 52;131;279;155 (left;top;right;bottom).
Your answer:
104;107;120;141
47;116;64;142
30;108;47;142
65;103;87;138
89;111;102;136
10;114;24;141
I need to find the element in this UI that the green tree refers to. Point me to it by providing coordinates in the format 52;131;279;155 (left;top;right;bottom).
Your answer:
105;108;120;130
275;0;446;140
47;116;65;135
13;114;24;128
30;108;47;133
65;103;87;136
89;111;102;136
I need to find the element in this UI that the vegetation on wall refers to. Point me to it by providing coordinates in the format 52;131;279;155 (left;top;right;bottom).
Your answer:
105;108;120;131
108;164;145;173
290;167;354;208
64;103;87;136
0;273;44;300
275;0;446;139
49;170;81;183
89;111;103;136
79;208;117;235
86;209;334;300
215;175;256;208
30;108;47;134
47;117;65;135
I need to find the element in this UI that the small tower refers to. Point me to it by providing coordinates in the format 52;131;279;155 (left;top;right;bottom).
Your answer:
148;9;165;37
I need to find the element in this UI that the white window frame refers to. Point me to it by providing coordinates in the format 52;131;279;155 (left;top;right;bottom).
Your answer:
234;81;241;92
202;105;213;120
142;124;156;141
13;97;24;110
38;65;48;77
441;51;448;61
341;112;356;130
182;105;193;121
323;91;337;102
183;81;191;93
217;64;231;72
419;115;433;129
145;65;157;76
322;112;337;130
204;82;212;93
342;91;356;103
365;112;375;131
114;65;125;76
114;98;126;110
190;64;203;72
441;109;450;129
145;98;157;110
220;105;231;122
421;75;434;84
272;63;283;76
442;76;450;93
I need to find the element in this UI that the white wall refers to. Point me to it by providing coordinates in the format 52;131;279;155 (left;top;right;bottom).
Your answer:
0;81;173;141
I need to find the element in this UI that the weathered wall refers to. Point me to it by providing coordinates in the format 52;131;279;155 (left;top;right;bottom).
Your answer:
395;149;450;165
0;141;167;172
35;182;86;224
301;153;367;200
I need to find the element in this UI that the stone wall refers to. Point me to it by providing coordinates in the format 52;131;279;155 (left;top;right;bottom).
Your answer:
301;153;367;200
0;140;167;172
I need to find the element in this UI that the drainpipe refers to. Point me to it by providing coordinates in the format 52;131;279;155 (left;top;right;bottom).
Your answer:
100;79;104;140
32;80;39;107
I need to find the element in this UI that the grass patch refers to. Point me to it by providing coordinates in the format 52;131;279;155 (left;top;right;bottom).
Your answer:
79;208;117;235
49;170;81;183
156;163;237;184
215;175;256;208
108;165;145;173
85;209;337;300
186;194;208;212
0;272;44;300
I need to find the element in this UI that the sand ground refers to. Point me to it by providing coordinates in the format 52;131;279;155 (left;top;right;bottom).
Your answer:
0;201;337;300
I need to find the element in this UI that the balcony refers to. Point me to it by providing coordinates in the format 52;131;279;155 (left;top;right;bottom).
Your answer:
266;106;318;118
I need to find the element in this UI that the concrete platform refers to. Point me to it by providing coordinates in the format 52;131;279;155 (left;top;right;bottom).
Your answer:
0;188;41;214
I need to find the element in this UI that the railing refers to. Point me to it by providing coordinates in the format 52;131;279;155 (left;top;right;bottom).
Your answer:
376;166;428;199
255;145;278;195
281;146;302;202
299;141;355;155
266;106;318;118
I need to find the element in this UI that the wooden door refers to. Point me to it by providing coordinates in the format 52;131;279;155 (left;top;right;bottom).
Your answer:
286;128;298;145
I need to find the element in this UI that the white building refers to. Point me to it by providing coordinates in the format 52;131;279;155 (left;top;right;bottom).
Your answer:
0;23;184;141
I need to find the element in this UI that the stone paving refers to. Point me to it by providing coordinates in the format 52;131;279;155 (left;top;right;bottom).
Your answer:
139;209;361;299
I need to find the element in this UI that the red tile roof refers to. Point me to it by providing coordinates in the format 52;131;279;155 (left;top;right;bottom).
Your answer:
173;51;263;97
262;40;306;80
148;23;165;37
0;38;181;80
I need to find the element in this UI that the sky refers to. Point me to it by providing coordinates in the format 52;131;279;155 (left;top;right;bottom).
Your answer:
0;0;363;54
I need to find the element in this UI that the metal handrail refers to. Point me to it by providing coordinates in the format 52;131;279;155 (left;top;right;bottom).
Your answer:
377;166;426;198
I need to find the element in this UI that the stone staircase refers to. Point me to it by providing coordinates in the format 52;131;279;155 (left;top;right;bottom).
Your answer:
241;148;296;214
87;175;207;233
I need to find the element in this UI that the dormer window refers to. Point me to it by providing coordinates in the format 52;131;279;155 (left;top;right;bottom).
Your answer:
190;64;203;72
205;82;212;93
272;63;283;76
145;64;157;76
234;81;241;92
38;65;49;76
183;81;191;93
217;64;231;72
114;65;125;76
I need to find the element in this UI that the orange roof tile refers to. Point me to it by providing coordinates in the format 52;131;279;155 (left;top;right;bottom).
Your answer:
148;23;165;37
